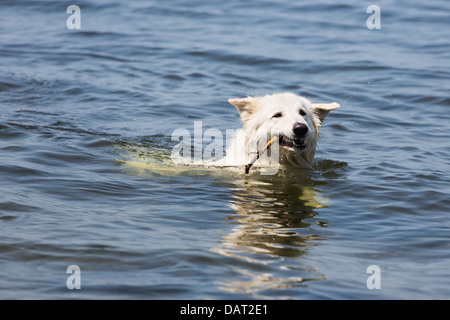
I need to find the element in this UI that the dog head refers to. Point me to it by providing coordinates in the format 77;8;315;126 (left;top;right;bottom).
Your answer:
229;92;339;168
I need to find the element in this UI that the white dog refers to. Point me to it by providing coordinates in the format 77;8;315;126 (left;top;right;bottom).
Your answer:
214;92;339;170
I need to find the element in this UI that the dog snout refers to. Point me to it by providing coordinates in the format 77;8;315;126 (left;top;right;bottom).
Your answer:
293;122;308;136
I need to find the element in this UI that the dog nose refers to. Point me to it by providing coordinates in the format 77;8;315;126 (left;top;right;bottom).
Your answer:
293;122;308;136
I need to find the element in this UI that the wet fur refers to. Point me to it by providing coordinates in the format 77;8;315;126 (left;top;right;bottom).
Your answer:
214;92;339;169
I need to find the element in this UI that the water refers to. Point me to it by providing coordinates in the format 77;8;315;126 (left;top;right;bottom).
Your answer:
1;0;449;299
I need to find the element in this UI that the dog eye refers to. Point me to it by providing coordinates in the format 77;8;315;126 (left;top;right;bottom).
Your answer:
272;112;282;118
299;109;307;116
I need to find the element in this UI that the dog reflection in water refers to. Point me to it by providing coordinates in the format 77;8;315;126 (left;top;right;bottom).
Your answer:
211;174;330;296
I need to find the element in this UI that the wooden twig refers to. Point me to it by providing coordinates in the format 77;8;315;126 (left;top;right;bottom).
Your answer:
245;136;279;174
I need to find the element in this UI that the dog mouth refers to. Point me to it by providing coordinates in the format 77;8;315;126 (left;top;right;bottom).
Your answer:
279;135;307;151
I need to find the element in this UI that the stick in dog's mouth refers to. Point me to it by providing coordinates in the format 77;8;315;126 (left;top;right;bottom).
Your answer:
279;135;306;150
245;136;279;174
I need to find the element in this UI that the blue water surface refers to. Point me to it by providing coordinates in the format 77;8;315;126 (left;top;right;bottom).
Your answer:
0;0;449;299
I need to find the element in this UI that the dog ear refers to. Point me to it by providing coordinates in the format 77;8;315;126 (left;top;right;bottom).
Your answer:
310;102;340;127
228;97;260;121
